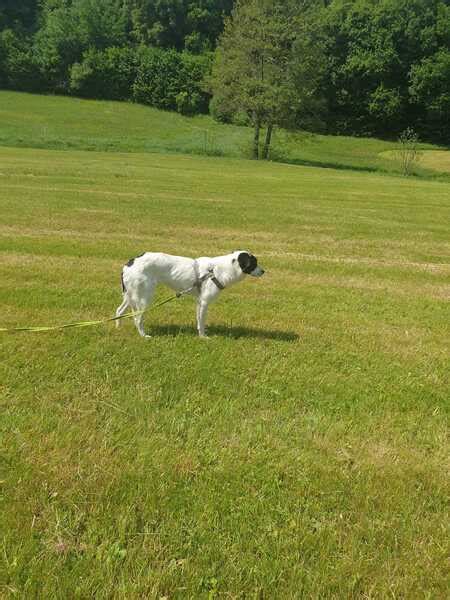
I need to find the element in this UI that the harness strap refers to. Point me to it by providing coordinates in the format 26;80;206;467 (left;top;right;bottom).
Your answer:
193;260;225;292
210;275;225;290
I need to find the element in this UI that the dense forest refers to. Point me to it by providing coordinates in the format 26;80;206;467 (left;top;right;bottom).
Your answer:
0;0;449;142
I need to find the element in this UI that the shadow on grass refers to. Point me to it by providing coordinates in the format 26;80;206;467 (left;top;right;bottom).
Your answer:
273;156;383;174
149;324;299;342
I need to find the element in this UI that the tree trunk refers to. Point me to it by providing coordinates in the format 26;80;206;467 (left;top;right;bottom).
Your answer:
262;123;273;160
253;114;261;159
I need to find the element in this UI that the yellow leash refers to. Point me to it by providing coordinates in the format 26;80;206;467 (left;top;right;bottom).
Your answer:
0;266;220;334
0;292;181;334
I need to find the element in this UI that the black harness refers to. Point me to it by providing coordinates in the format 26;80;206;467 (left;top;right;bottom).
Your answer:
193;260;225;292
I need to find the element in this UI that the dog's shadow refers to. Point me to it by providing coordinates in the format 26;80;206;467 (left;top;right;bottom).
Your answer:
149;324;299;342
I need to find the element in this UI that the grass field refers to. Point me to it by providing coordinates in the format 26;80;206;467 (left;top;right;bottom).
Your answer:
1;91;448;179
0;94;449;598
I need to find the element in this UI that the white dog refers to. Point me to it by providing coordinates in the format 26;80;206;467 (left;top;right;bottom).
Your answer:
115;251;265;338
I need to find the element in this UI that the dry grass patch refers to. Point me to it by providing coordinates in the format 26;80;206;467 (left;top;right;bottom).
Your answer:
381;149;450;174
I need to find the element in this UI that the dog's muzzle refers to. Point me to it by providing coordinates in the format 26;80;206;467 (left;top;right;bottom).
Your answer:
250;266;265;277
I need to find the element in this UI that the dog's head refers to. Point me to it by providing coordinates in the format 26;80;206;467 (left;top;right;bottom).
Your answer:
232;251;265;277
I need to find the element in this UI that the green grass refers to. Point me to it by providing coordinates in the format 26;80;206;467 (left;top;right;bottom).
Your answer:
1;141;449;597
1;90;448;179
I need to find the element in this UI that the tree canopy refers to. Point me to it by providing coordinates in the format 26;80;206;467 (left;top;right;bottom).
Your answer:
0;0;448;143
320;0;450;140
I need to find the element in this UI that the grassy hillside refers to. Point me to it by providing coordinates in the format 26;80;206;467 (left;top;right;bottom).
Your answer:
1;90;447;178
1;144;449;597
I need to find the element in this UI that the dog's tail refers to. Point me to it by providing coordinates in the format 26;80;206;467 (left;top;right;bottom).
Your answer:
121;254;144;293
117;265;130;329
121;258;133;293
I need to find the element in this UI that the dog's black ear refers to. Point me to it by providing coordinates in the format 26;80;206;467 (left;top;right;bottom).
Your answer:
238;252;250;271
238;252;257;274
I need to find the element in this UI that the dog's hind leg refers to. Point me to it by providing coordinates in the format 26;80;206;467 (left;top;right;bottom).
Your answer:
130;281;156;339
133;308;148;338
115;295;130;329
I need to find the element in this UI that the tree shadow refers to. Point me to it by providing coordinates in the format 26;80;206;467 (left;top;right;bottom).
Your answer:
274;156;382;174
149;323;299;342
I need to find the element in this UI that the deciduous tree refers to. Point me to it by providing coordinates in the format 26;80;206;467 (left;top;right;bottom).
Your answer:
209;0;325;159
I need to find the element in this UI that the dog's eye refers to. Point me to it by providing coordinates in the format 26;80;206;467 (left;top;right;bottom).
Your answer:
232;258;236;263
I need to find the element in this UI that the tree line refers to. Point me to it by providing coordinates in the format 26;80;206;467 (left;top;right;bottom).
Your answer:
0;0;449;148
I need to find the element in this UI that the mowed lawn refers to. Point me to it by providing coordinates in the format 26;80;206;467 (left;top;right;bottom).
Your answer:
1;145;449;598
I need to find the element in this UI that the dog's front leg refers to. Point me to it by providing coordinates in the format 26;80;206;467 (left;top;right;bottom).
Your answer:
197;300;209;338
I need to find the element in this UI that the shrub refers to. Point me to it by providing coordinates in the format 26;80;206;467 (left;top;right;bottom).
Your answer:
176;90;202;116
179;51;211;114
133;47;211;114
209;94;233;123
132;47;179;110
396;128;423;176
69;46;138;100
